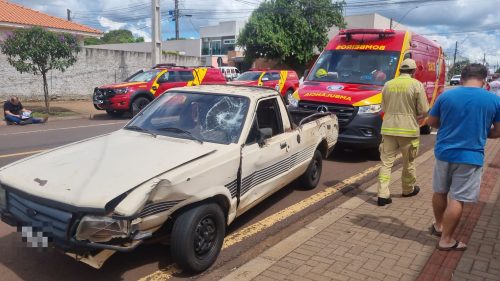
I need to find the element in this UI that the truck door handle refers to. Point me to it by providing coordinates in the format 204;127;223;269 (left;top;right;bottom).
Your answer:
280;142;287;149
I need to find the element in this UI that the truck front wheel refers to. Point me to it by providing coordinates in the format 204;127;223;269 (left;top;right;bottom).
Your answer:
171;203;226;272
300;150;323;189
131;97;151;116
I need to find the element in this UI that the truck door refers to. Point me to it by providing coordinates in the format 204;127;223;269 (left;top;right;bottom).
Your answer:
154;71;190;96
237;97;296;213
261;71;281;91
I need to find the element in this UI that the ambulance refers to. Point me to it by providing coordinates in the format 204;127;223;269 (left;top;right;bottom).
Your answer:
289;29;446;150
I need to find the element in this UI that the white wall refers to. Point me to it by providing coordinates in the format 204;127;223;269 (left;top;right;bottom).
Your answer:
86;39;202;57
0;48;200;100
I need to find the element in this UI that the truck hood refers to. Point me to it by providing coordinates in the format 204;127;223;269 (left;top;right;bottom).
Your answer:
0;130;216;210
298;81;382;105
228;80;258;86
99;81;148;89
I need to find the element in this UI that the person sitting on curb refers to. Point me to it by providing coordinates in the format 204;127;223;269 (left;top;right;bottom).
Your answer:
4;96;48;125
428;63;500;251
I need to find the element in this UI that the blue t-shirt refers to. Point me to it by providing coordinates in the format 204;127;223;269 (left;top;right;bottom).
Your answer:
430;87;500;166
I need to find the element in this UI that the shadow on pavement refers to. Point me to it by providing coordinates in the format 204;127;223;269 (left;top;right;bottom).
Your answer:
0;230;173;281
327;146;380;163
350;214;435;246
90;113;132;121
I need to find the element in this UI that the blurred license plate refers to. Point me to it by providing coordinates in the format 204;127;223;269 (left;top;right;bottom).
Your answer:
0;186;6;209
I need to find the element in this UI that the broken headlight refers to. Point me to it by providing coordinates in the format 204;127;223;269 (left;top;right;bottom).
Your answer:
75;216;130;243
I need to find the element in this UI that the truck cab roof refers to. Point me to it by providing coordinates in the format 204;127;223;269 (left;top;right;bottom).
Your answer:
169;84;279;99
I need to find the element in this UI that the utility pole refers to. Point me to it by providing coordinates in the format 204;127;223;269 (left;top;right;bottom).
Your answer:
482;53;486;66
175;0;180;40
152;0;161;66
453;41;458;66
67;9;71;21
389;18;393;29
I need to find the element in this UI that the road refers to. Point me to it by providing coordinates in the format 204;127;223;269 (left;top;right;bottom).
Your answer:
0;117;436;281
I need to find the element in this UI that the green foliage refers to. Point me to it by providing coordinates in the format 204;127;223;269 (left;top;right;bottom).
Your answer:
447;59;470;79
496;67;500;73
162;50;180;55
1;27;80;113
84;29;143;45
238;0;345;72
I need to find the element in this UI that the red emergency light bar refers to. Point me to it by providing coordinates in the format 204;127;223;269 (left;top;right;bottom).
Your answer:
339;29;396;41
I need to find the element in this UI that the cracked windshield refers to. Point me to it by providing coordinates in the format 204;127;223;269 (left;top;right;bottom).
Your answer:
127;91;249;144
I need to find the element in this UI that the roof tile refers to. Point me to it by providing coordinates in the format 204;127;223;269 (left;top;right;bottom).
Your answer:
0;1;102;35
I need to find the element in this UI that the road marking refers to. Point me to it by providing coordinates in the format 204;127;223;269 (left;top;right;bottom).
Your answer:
138;158;397;281
0;149;47;159
0;121;126;136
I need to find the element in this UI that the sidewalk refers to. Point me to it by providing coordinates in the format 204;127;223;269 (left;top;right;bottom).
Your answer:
223;139;500;281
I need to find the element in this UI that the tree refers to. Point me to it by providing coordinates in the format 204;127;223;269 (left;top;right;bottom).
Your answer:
84;29;144;45
1;27;80;114
496;67;500;73
447;59;470;79
238;0;345;73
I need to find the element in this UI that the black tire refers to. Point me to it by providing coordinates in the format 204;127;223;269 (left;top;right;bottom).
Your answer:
171;203;226;273
131;97;151;116
285;89;294;105
105;109;125;118
420;125;432;135
300;150;323;189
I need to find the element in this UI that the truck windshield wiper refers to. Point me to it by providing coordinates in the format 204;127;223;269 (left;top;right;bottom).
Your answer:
125;125;156;137
157;127;203;144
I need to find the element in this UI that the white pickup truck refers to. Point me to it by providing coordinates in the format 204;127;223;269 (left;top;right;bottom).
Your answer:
0;85;338;272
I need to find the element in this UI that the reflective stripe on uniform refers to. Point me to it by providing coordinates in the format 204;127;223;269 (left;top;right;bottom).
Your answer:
378;174;390;182
381;127;418;135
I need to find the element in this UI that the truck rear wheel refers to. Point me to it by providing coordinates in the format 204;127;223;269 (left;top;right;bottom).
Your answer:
285;89;294;105
300;150;322;189
131;97;150;116
171;203;225;272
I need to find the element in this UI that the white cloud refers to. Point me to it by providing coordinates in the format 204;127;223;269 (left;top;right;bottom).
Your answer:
11;0;500;69
97;17;127;31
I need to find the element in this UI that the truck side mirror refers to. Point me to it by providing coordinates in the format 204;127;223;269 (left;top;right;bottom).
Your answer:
258;128;273;147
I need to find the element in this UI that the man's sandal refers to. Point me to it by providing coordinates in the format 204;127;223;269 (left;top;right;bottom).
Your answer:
430;223;442;237
437;241;467;251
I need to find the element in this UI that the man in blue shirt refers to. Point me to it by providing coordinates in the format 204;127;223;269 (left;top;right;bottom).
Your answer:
428;64;500;251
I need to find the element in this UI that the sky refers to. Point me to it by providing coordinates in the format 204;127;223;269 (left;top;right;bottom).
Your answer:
10;0;500;71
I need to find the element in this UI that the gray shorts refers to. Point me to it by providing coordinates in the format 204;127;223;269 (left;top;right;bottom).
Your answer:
433;159;483;202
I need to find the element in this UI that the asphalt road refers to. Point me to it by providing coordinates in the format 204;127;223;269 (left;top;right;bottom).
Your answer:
0;117;436;281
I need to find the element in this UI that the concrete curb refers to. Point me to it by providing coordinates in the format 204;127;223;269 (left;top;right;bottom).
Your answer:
221;148;436;281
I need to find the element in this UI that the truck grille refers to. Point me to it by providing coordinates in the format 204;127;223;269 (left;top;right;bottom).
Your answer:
93;88;115;101
298;101;357;127
7;192;73;248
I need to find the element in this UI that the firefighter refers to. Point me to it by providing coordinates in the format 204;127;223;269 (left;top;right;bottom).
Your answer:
377;58;430;206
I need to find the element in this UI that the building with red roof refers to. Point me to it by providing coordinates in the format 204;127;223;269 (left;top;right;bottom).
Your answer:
0;0;102;43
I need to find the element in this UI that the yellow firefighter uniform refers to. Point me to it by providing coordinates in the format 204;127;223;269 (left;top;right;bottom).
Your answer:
378;59;429;203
